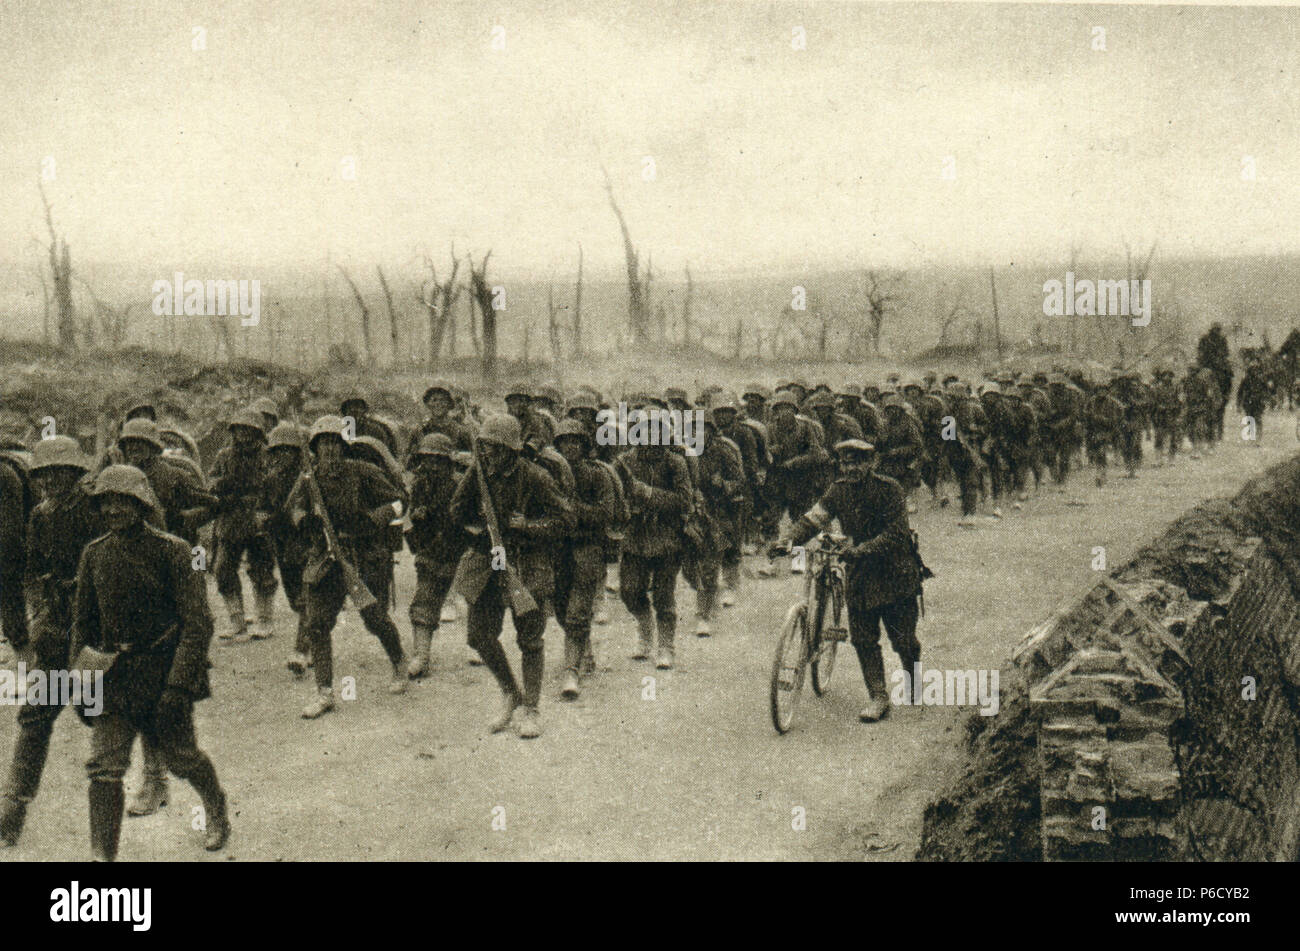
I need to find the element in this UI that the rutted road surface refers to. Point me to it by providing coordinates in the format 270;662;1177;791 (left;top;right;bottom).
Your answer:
2;419;1293;861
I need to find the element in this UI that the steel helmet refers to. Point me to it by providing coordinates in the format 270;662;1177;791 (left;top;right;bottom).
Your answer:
30;435;90;473
770;391;800;410
309;414;348;447
742;384;771;402
340;395;369;413
477;413;522;451
118;418;163;451
415;432;455;457
90;464;160;511
251;397;279;419
228;408;267;437
124;398;156;421
505;382;532;401
805;390;836;410
834;439;876;456
553;418;593;448
267;423;306;450
422;381;454;403
535;384;563;406
566;391;599;412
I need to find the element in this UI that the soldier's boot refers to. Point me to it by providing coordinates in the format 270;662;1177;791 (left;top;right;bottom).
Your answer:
721;562;740;606
0;795;27;847
560;637;582;701
251;590;275;640
287;612;310;675
388;657;409;695
126;749;168;817
220;592;248;642
407;624;434;679
187;760;230;852
89;781;124;862
655;616;676;670
632;613;654;660
301;687;335;719
853;642;891;723
516;647;544;739
580;633;597;675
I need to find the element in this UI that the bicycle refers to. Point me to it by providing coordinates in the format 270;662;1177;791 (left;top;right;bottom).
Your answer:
768;532;851;734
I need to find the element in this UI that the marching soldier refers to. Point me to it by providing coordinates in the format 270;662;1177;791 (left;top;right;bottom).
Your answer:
761;390;830;545
876;396;924;511
505;382;556;452
614;414;692;667
262;423;312;675
405;382;474;465
210;409;279;641
690;410;745;637
340;395;399;458
404;433;468;679
1151;368;1184;464
0;437;97;847
73;465;230;860
552;420;616;699
288;416;409;719
1085;379;1124;487
448;414;574;738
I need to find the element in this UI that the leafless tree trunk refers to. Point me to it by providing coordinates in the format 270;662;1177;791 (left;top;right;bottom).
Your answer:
38;181;77;351
572;243;584;357
602;165;648;342
865;270;897;355
469;250;497;378
76;276;132;350
376;265;400;366
35;265;51;346
937;287;969;346
681;263;694;346
416;245;462;367
988;267;1002;361
547;282;562;364
337;264;374;365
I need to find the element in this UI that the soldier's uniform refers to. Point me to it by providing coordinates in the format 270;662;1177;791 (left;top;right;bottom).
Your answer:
72;465;229;860
762;391;830;538
1043;376;1082;484
876;398;924;496
904;382;950;506
288;416;409;718
687;414;745;636
261;424;312;672
786;443;924;722
1183;366;1221;453
209;409;278;640
1085;385;1124;486
551;420;616;698
0;453;27;654
944;382;984;520
1151;370;1184;462
449;414;574;737
404;433;468;678
340;396;400;458
1113;374;1149;476
1237;361;1272;439
615;442;692;668
977;386;1014;505
0;438;98;846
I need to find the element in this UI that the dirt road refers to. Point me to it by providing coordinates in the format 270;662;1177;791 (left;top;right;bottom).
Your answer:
2;418;1294;861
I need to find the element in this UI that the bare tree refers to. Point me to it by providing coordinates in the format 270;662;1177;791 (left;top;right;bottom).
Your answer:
680;263;694;346
336;264;374;365
602;165;649;342
572;242;584;356
937;286;970;346
38;181;77;351
865;271;898;355
376;265;400;366
415;244;462;367
468;250;497;378
75;276;132;350
546;282;563;364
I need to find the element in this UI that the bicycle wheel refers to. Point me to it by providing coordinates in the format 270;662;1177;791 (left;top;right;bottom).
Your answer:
812;581;845;695
770;602;810;734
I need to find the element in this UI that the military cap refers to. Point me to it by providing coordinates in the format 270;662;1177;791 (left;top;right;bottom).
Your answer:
415;432;456;457
422;381;454;403
229;408;267;437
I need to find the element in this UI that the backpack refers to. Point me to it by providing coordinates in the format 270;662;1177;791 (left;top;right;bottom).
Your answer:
591;458;631;542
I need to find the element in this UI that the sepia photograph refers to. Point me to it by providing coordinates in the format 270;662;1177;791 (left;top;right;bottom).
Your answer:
0;0;1293;923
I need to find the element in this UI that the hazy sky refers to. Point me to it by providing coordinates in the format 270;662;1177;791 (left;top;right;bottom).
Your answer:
3;0;1299;278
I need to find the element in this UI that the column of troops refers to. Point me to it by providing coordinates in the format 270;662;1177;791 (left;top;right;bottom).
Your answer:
0;322;1286;859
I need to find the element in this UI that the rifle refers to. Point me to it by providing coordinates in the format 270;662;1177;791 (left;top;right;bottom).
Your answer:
291;413;377;611
469;428;539;616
